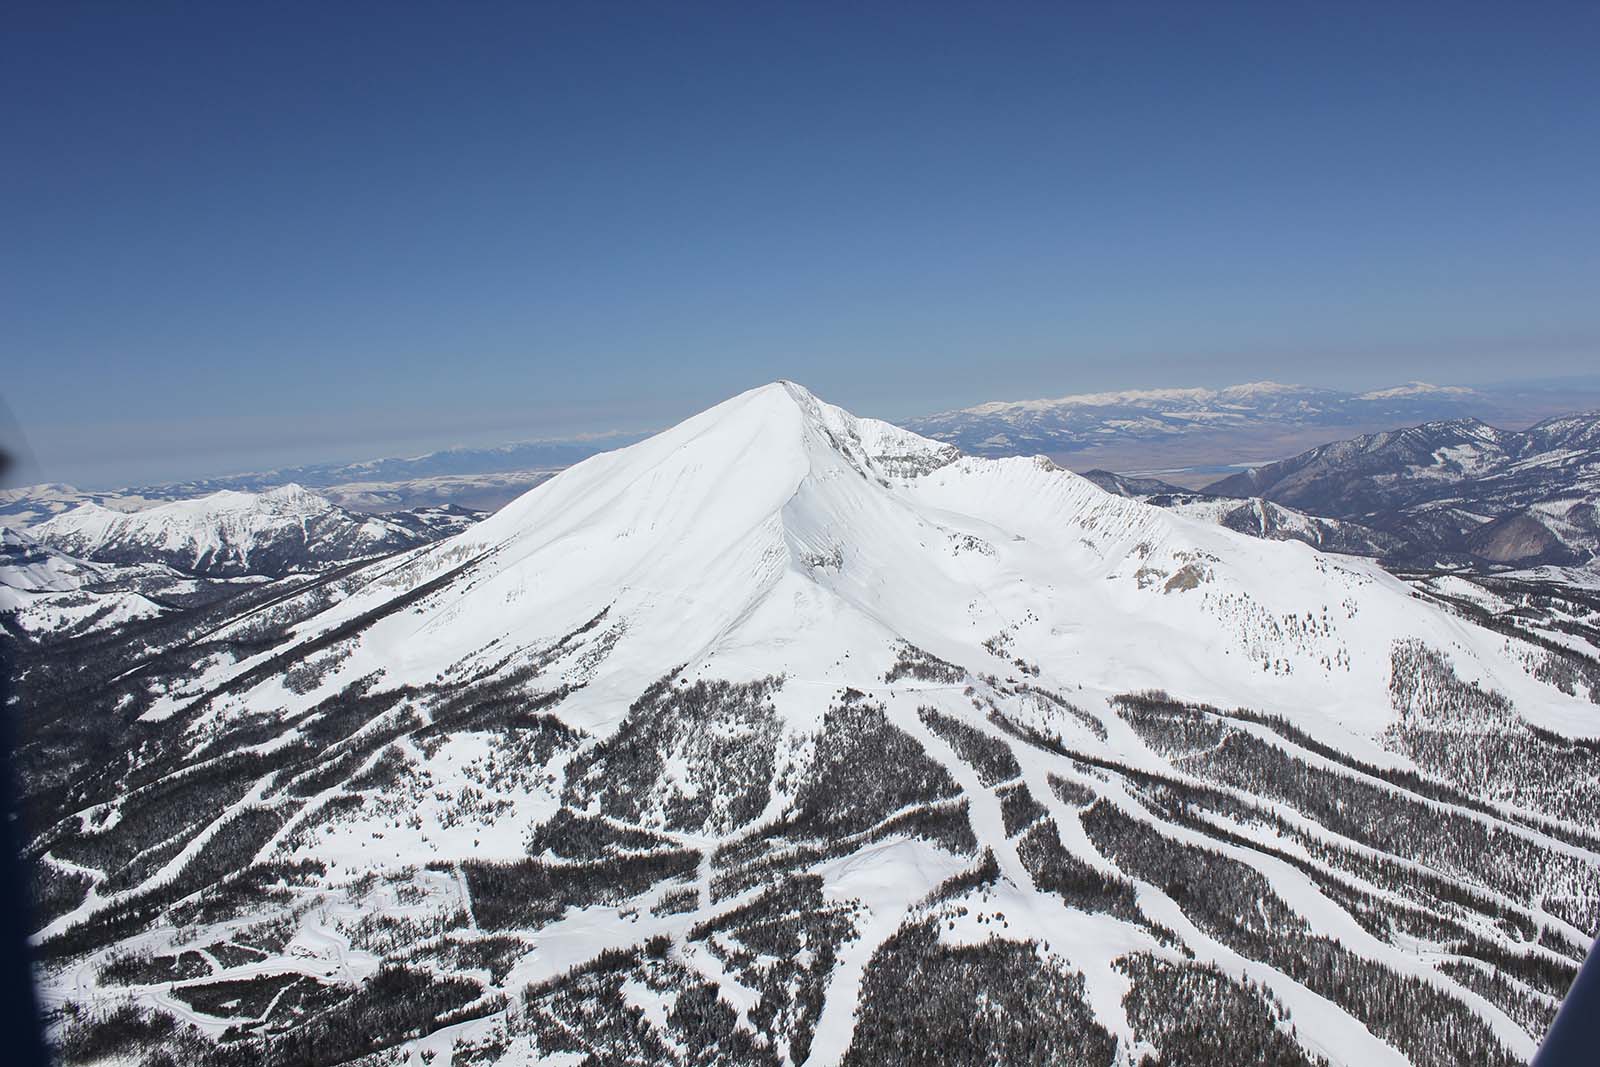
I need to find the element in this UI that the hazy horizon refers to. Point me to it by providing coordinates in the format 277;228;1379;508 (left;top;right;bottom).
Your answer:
8;368;1600;492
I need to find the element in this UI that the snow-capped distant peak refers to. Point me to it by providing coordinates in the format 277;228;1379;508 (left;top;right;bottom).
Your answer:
29;483;427;577
949;380;1317;418
904;377;1487;456
1357;381;1477;400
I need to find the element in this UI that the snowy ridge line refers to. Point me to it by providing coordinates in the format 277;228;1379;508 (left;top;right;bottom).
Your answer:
27;484;434;579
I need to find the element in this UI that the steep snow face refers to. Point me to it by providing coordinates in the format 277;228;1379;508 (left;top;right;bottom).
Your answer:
29;484;426;577
280;382;1592;743
308;382;962;729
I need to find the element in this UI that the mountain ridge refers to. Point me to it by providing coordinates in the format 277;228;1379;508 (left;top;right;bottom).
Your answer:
29;483;433;578
1205;411;1600;567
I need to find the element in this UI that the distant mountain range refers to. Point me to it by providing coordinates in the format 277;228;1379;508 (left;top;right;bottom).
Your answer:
1204;412;1600;569
0;487;486;643
10;375;1600;524
903;380;1489;456
12;403;1592;652
1081;470;1407;559
0;484;182;529
7;376;1600;581
28;484;435;578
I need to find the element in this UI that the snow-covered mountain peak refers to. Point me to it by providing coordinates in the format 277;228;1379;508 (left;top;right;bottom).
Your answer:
418;382;973;700
468;380;958;560
244;482;329;509
29;483;429;577
685;379;957;474
266;384;1595;749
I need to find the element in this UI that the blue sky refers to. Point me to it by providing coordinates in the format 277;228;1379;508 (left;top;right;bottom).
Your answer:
4;3;1598;487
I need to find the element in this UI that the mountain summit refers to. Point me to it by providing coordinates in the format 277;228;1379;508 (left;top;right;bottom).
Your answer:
23;383;1599;1067
305;381;1589;742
